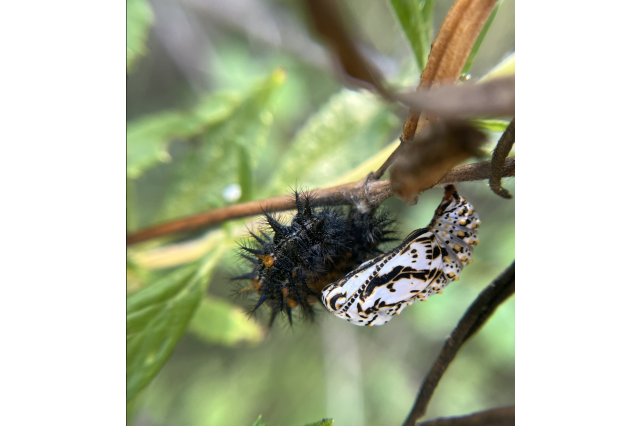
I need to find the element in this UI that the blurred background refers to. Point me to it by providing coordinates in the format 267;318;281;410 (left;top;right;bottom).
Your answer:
126;0;514;425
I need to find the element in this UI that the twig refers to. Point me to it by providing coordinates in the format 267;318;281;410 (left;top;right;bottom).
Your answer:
402;262;516;426
490;119;515;198
395;76;515;119
416;406;515;426
126;157;515;246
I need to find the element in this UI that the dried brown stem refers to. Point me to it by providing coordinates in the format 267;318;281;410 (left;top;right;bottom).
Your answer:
416;406;515;426
402;262;516;426
396;76;515;119
126;157;515;246
304;0;387;95
490;119;515;198
402;0;498;141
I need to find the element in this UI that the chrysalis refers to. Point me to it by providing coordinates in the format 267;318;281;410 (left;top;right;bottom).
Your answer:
321;185;480;326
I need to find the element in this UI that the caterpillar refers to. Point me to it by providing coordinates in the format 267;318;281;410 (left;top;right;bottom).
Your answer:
321;184;480;326
233;191;395;326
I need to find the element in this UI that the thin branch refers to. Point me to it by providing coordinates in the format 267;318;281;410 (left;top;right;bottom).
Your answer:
416;406;515;426
402;262;516;426
490;119;515;198
126;157;515;246
395;76;515;119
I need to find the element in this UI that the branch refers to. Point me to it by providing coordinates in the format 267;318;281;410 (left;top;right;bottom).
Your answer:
395;76;515;119
416;406;515;426
126;157;515;246
402;262;516;426
490;119;515;198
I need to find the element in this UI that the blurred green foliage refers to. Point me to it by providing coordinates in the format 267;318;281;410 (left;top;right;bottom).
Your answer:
389;0;435;70
126;0;153;72
126;1;514;425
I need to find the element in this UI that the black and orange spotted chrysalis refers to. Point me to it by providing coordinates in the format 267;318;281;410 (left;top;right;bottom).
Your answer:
233;190;395;326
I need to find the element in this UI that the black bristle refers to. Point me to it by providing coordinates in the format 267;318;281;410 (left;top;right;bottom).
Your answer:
240;246;262;256
231;272;254;281
239;253;259;264
248;229;268;246
252;294;268;314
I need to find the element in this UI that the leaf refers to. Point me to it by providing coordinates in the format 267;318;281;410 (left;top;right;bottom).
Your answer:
126;177;138;232
478;52;515;82
187;296;265;346
250;416;271;426
304;420;334;426
126;92;240;179
126;245;226;402
388;0;435;70
461;0;502;76
156;70;286;222
126;0;154;72
236;144;253;203
267;89;398;194
472;119;511;133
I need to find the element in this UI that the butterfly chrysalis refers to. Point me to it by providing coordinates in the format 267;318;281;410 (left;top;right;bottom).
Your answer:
321;185;480;326
233;190;395;326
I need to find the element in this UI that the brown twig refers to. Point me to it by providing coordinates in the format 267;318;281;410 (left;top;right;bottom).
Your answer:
395;76;515;119
490;119;515;198
304;0;388;95
402;262;516;426
126;157;515;246
416;406;515;426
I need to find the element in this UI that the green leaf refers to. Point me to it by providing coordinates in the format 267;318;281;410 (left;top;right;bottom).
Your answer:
472;119;511;133
126;0;154;72
389;0;435;71
461;0;502;76
156;70;285;221
250;416;271;426
304;420;334;426
126;92;239;179
187;296;265;346
479;52;515;82
236;144;253;203
126;177;138;232
267;89;399;194
126;245;226;402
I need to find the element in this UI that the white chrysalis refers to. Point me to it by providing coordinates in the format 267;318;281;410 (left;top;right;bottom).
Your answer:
321;185;480;326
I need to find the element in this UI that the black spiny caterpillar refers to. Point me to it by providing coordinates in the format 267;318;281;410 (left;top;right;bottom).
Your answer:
233;191;395;326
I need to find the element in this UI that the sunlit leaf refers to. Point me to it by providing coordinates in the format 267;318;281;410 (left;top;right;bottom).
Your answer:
473;119;511;133
188;296;265;346
388;0;435;71
267;89;399;194
126;0;154;72
126;245;226;402
479;52;515;82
